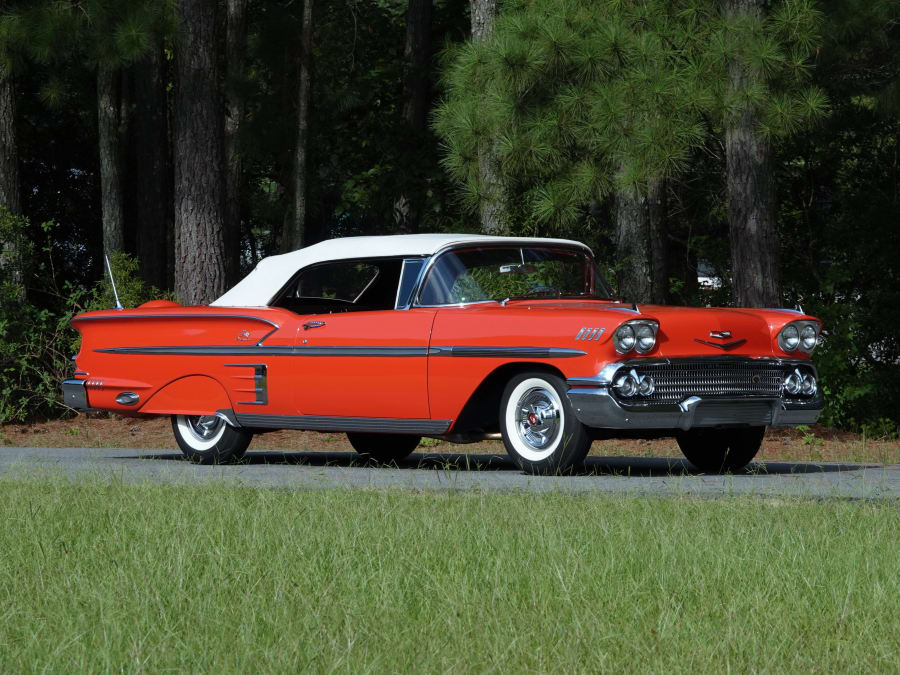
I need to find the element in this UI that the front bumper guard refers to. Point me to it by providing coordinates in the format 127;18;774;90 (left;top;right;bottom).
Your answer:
566;359;824;431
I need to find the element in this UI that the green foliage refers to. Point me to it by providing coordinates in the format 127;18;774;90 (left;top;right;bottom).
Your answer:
0;209;169;423
435;0;826;229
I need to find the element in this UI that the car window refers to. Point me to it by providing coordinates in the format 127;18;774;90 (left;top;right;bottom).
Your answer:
418;246;612;305
272;259;403;314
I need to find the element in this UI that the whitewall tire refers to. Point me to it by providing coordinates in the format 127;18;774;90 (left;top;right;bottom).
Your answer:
172;414;252;464
499;372;592;474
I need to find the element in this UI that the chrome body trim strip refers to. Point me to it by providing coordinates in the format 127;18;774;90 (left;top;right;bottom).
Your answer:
97;345;585;358
234;413;452;435
72;313;280;328
61;379;89;410
429;346;586;358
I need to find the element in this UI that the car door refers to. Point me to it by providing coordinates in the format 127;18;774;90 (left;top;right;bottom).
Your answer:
294;309;435;419
277;257;435;420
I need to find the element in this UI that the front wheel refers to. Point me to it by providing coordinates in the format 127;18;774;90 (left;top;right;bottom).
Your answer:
676;426;765;473
499;372;592;474
172;414;252;464
347;433;421;464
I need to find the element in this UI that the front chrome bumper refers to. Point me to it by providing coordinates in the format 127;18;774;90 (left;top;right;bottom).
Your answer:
566;359;824;431
61;379;89;410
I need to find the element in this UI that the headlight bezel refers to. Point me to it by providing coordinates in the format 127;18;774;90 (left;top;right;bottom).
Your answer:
778;320;820;354
613;319;659;355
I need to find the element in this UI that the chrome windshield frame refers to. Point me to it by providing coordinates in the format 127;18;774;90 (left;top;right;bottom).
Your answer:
410;241;601;309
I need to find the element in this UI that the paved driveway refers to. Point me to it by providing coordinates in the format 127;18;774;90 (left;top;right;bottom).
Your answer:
2;447;898;500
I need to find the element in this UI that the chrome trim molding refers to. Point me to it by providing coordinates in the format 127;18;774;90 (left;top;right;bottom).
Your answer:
234;413;452;435
693;338;747;351
73;313;279;328
429;346;586;358
97;344;585;358
61;379;89;410
225;363;269;405
215;409;241;427
575;327;605;341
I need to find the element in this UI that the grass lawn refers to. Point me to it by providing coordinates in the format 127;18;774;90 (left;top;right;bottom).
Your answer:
0;479;897;672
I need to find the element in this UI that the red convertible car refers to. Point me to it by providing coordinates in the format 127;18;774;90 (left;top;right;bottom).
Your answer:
62;234;823;473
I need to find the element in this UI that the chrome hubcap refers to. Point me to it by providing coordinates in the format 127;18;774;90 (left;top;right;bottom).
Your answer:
186;415;224;442
515;387;561;450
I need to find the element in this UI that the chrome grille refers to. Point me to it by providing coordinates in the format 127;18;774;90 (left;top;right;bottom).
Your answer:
625;359;785;403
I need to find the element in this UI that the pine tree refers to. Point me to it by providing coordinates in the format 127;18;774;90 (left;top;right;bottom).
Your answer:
436;0;827;303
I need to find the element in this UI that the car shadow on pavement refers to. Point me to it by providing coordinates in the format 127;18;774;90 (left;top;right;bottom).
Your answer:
138;451;867;477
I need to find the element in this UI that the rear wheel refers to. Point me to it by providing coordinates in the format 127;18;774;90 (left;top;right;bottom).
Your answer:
347;433;421;464
676;426;765;473
499;372;592;474
172;414;252;464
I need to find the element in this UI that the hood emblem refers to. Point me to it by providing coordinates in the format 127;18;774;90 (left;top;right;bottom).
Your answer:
694;338;747;351
709;330;732;339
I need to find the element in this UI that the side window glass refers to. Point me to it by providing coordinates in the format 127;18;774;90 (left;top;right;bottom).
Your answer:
273;259;403;314
290;262;380;302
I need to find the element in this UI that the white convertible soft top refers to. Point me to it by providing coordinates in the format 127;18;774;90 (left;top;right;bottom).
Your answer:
212;233;589;307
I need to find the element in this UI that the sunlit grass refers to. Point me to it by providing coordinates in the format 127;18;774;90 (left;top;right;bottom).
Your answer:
0;478;897;672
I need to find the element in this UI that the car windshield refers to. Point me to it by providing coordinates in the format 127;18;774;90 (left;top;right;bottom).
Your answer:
418;246;614;306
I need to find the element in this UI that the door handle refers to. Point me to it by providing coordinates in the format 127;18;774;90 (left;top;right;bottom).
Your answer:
303;321;326;330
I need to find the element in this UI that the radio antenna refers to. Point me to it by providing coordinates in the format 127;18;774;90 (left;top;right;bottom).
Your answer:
105;255;124;310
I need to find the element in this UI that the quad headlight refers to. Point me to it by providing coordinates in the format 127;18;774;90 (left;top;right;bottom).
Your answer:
613;319;658;354
778;320;820;354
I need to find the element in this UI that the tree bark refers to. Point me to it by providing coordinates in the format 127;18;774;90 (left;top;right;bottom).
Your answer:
282;0;313;253
470;0;505;234
393;0;433;233
134;41;170;290
98;62;125;257
225;0;247;283
0;61;21;287
0;66;19;215
648;178;668;304
725;0;779;308
174;0;227;304
615;190;652;303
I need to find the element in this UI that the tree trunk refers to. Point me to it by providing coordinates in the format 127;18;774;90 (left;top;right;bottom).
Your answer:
470;0;505;234
648;178;668;304
394;0;434;233
174;0;227;304
0;61;21;287
725;0;779;308
282;0;313;253
225;0;247;284
98;62;125;257
0;67;19;215
134;41;170;290
615;190;652;303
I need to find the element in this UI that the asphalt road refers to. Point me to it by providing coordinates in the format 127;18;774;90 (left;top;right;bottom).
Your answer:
2;446;899;500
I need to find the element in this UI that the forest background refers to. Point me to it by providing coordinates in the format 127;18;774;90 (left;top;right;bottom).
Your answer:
0;0;897;433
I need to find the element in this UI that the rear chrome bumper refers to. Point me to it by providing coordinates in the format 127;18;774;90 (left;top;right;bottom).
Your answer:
566;359;824;431
61;379;89;410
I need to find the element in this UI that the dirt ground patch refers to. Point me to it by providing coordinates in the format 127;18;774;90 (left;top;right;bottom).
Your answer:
2;415;898;464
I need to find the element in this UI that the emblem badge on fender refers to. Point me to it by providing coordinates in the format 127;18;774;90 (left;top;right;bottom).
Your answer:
236;330;252;341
